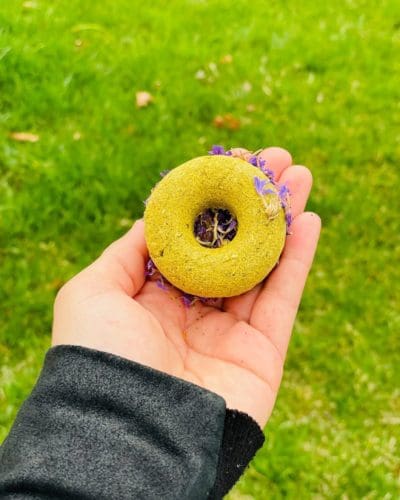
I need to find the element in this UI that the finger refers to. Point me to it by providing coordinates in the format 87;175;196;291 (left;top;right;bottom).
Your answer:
250;212;321;359
93;219;149;296
278;165;313;217
258;147;292;180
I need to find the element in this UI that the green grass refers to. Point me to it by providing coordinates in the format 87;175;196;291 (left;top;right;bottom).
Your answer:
1;0;400;497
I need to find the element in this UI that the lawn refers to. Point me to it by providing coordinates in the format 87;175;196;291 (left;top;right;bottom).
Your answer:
1;0;399;497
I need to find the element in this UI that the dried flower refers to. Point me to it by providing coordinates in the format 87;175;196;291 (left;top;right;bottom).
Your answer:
275;182;292;231
253;177;268;195
199;297;219;306
253;177;274;196
248;155;267;170
278;184;290;201
144;258;167;287
258;158;267;168
145;258;157;277
181;294;195;308
194;208;238;248
144;258;218;307
156;275;169;290
248;155;258;167
209;145;227;155
245;154;276;184
263;168;275;183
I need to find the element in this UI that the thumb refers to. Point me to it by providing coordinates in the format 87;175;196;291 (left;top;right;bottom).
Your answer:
92;219;149;296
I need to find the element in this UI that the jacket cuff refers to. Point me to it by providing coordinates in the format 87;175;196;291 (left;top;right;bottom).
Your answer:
208;409;265;499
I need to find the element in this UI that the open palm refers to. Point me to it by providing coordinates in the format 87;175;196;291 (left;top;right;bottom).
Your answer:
52;147;320;427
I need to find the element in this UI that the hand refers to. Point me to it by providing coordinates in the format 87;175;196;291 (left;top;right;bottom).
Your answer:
52;147;321;428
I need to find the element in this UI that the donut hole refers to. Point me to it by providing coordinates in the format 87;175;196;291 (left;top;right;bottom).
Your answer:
193;208;238;248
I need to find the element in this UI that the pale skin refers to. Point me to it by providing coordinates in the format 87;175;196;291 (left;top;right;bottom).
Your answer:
52;147;321;428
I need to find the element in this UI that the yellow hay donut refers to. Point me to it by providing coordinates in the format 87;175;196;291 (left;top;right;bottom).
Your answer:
144;155;286;298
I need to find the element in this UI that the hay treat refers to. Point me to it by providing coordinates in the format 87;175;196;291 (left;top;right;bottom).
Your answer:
144;153;288;298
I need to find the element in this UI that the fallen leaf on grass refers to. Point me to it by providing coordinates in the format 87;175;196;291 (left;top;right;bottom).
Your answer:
9;132;40;143
71;23;105;33
195;62;219;84
213;114;241;130
195;69;206;80
23;1;38;8
136;91;154;108
220;54;233;64
242;81;252;93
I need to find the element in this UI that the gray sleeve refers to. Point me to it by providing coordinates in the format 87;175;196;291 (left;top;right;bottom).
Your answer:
0;345;227;499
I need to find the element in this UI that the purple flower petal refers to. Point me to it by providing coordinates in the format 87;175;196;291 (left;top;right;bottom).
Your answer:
278;184;290;209
156;276;169;291
254;177;276;196
199;296;219;305
258;158;266;168
263;168;275;183
253;176;268;195
160;169;170;177
145;258;157;277
279;184;290;198
248;155;258;166
181;293;194;307
209;145;226;155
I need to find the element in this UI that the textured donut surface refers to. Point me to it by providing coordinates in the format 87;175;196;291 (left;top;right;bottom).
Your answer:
144;155;286;297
